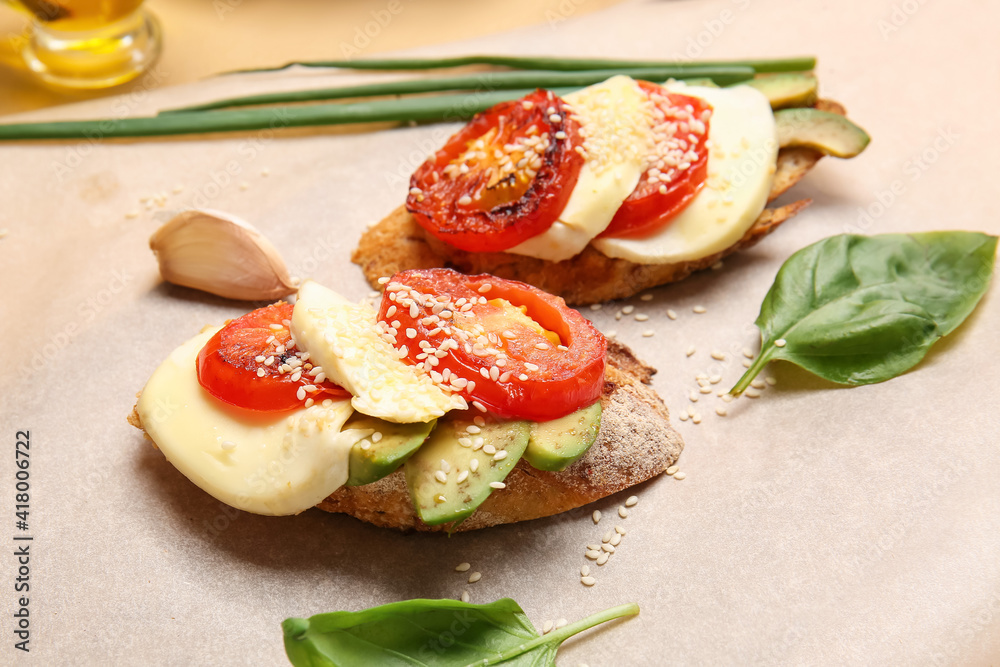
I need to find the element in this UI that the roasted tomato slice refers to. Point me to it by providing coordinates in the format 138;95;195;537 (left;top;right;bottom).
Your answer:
598;81;712;239
406;89;585;253
197;302;350;412
377;269;606;422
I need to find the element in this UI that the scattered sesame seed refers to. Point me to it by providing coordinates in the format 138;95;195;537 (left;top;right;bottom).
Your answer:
615;525;626;535
468;572;482;583
466;425;481;434
457;470;469;483
710;350;726;361
239;182;249;191
589;303;603;311
592;510;602;524
489;481;506;489
587;544;601;552
125;210;139;219
494;451;508;461
601;543;615;553
581;565;590;577
478;284;492;294
742;347;755;359
606;330;617;338
775;338;787;347
581;576;596;587
221;440;236;451
666;465;679;475
674;472;687;480
686;346;696;357
716;406;728;416
585;550;601;560
642;330;655;337
709;375;722;384
483;444;496;455
473;400;487;412
750;379;767;389
693;305;707;314
742;359;752;368
435;471;448;484
745;388;761;398
603;530;613;543
766;376;777;386
640;294;653;301
543;620;554;634
304;398;314;407
722;394;734;403
618;506;629;519
622;305;635;314
625;495;638;507
455;562;471;572
679;412;689;421
610;533;621;547
597;552;610;565
699;386;712;394
634;314;649;321
469;459;479;472
461;590;470;603
555;619;568;629
667;309;678;320
689;390;699;403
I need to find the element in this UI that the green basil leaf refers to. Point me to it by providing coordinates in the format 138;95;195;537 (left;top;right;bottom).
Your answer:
732;231;997;393
282;598;639;667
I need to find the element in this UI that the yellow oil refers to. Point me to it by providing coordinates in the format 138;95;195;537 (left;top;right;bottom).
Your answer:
15;0;142;32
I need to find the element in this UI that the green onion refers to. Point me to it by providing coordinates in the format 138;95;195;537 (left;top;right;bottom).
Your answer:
163;66;754;114
227;54;815;75
0;88;576;141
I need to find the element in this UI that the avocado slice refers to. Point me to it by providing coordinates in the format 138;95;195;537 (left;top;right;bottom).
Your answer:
344;413;435;486
745;73;818;110
404;413;529;526
775;108;870;158
524;401;602;472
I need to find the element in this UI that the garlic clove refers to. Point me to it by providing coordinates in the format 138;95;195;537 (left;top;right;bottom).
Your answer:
150;209;299;301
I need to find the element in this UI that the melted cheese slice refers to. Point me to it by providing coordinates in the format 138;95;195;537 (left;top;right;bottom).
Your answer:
291;281;466;423
507;75;654;262
137;329;366;516
592;82;777;264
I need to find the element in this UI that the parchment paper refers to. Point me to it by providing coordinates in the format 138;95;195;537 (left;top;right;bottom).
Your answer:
2;1;999;664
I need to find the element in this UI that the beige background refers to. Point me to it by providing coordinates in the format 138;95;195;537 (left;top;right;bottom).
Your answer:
1;0;1000;665
0;0;623;116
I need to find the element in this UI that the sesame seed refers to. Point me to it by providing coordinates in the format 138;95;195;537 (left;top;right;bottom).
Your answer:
489;481;505;489
555;619;568;629
295;386;306;400
494;451;508;461
435;471;448;484
667;309;678;320
775;338;787;347
716;406;728;416
603;530;612;543
461;591;470;603
634;314;649;321
592;510;602;524
458;195;472;205
377;276;390;285
470;459;479;472
585;550;601;560
581;576;597;587
597;552;610;565
221;440;236;451
589;303;603;311
625;495;638;507
686;346;696;357
524;362;539;372
618;506;629;519
478;284;492;294
766;376;777;386
722;394;734;403
581;565;590;577
674;472;687;480
457;470;469;483
622;305;635;314
587;544;601;552
691;413;702;424
610;533;621;547
468;572;482;583
269;323;284;330
689;390;699;403
440;459;450;473
640;294;653;301
642;330;655;337
304;398;314;407
745;388;761;398
518;374;529;381
711;350;726;361
543;620;554;634
601;543;615;553
679;412;689;421
473;400;487;412
742;347;755;359
699;386;712;394
455;562;471;572
750;379;767;389
406;328;417;339
483;444;496;455
693;305;707;314
535;342;550;350
615;525;626;535
709;375;722;384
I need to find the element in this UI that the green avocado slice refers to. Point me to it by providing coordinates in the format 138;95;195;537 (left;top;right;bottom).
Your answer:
344;413;435;486
775;107;871;158
523;401;602;472
745;73;818;109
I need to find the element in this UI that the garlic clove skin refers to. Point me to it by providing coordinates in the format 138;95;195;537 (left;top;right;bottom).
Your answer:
150;209;299;301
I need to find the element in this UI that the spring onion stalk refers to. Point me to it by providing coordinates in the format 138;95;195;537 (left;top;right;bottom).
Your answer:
226;54;815;75
163;65;754;114
0;88;578;141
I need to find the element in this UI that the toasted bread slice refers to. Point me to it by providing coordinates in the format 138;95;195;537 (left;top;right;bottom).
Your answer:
130;339;682;533
352;100;846;305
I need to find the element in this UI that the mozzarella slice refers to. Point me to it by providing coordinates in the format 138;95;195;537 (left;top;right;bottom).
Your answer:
591;82;777;264
507;75;654;262
137;329;365;516
291;280;466;423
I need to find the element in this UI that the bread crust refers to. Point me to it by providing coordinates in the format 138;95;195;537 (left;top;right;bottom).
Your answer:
130;339;683;533
352;99;847;305
316;339;682;531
